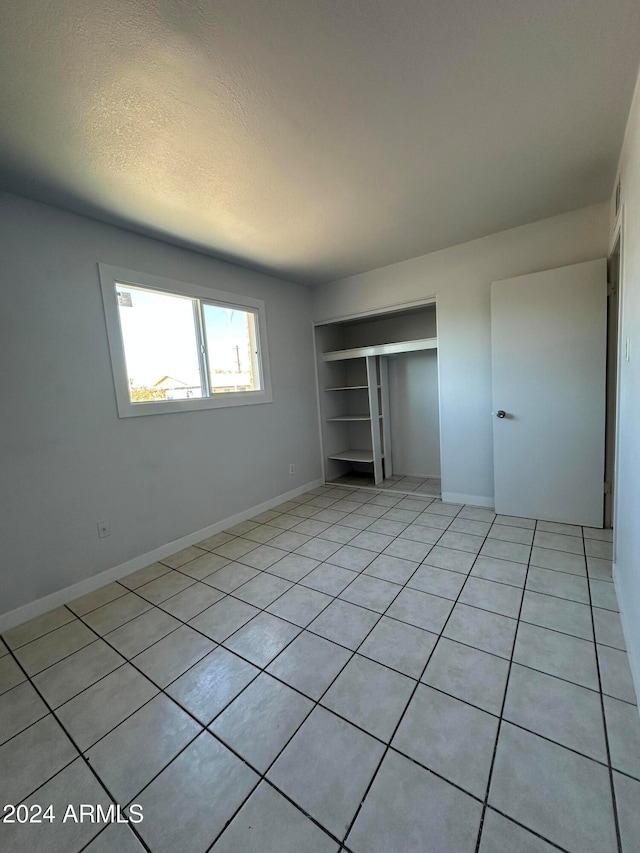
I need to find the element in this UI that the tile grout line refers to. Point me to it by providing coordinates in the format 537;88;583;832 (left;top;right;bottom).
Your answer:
471;518;539;853
583;525;624;853
337;501;495;851
478;805;572;853
0;635;155;853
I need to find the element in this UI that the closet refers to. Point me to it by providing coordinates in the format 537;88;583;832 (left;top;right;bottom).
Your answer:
314;305;441;493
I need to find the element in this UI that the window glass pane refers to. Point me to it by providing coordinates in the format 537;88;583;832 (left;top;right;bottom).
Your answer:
116;285;203;402
202;303;261;393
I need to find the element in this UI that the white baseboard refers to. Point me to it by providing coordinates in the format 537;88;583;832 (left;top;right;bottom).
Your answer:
0;478;324;633
613;566;640;708
441;492;495;509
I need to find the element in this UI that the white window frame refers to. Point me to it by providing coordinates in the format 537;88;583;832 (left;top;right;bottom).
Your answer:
98;263;273;417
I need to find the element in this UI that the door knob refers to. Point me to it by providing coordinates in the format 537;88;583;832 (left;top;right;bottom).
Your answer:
496;410;506;419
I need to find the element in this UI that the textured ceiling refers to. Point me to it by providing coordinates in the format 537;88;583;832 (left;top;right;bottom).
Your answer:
0;0;639;285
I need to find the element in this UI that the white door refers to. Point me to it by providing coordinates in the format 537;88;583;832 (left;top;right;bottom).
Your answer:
491;259;607;527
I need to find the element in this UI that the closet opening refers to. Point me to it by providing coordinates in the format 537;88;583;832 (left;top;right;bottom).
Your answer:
314;303;440;497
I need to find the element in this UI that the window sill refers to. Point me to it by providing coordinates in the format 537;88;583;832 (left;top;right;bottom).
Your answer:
115;388;273;418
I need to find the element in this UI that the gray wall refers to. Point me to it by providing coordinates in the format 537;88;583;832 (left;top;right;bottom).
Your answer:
313;203;609;505
389;350;440;477
612;69;640;702
0;192;321;616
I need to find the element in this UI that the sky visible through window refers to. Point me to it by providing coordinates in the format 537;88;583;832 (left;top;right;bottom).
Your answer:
116;285;256;399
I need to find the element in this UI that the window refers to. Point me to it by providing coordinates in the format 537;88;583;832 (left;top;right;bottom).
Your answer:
99;264;272;417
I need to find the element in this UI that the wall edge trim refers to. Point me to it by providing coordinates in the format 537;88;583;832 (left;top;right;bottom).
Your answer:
613;565;640;707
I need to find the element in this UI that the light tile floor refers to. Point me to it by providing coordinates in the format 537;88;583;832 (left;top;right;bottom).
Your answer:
1;485;639;853
332;472;442;496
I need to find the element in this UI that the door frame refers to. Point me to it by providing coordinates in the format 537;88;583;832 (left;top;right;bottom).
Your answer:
608;205;626;541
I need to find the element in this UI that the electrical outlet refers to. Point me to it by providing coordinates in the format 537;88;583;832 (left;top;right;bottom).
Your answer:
289;463;295;475
97;519;111;539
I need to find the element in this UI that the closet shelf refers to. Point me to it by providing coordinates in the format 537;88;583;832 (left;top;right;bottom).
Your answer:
324;385;371;391
327;449;385;463
322;337;437;362
326;414;382;422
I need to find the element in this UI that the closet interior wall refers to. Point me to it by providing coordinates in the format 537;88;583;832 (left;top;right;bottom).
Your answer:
388;348;441;478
